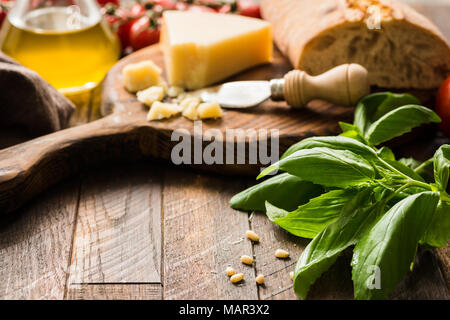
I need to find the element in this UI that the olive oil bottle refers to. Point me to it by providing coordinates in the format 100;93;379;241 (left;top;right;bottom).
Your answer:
0;1;120;94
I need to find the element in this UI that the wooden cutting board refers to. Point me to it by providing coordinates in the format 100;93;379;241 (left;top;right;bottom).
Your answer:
101;44;354;162
0;44;354;215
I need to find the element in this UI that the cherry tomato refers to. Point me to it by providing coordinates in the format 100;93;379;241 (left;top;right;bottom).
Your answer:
96;0;119;7
129;16;160;51
237;0;261;18
175;2;188;11
117;20;135;49
217;4;232;14
187;5;216;13
104;13;120;26
129;3;146;17
115;4;146;49
436;76;450;138
153;0;177;10
0;7;6;28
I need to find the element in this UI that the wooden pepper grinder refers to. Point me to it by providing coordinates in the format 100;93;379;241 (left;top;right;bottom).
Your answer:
270;64;370;108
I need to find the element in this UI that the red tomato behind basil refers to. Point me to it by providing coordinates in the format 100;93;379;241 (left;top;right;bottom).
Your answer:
436;76;450;138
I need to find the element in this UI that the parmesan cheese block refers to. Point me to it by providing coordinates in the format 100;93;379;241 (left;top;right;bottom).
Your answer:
161;11;272;90
123;60;162;92
147;101;182;121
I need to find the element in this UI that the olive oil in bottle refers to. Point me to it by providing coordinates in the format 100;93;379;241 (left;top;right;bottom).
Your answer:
0;3;120;93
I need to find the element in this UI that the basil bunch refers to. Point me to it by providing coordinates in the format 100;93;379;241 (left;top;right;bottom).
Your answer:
230;92;450;300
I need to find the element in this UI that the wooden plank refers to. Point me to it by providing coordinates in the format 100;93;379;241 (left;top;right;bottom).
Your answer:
163;170;258;300
250;212;354;300
0;179;80;299
67;284;162;300
66;162;163;299
250;212;305;300
251;211;448;300
68;84;102;127
391;249;449;299
435;243;450;290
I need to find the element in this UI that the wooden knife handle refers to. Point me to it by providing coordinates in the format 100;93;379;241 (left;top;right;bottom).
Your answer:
283;64;370;108
0;115;143;216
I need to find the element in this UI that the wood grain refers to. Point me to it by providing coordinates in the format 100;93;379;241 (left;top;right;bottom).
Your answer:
0;1;448;302
250;210;448;300
0;179;80;299
68;84;103;127
436;243;450;290
391;249;449;300
0;45;353;216
249;212;305;300
66;284;162;300
162;169;258;300
66;163;162;299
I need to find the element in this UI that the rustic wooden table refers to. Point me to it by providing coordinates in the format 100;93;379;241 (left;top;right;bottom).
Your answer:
0;2;449;300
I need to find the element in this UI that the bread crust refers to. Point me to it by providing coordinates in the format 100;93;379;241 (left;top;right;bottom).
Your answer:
261;0;450;89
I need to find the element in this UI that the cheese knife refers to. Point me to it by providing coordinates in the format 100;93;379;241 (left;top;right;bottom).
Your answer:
197;63;369;109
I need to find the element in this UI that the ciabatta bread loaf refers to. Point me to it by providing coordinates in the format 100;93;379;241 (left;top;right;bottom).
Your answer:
261;0;450;89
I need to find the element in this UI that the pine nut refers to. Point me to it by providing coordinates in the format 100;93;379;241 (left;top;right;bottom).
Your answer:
275;249;290;259
245;230;260;242
290;271;294;280
225;267;236;277
230;273;244;283
241;255;254;265
255;274;265;285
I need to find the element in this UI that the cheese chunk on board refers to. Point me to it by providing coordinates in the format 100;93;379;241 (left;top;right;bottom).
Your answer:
137;86;166;106
181;96;202;120
123;60;162;92
197;102;223;119
147;101;182;121
161;11;272;90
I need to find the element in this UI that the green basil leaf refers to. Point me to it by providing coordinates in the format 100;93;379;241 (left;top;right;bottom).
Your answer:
266;189;359;239
398;157;422;170
339;122;367;144
372;93;421;121
434;145;450;191
354;93;390;135
259;147;376;188
293;189;382;299
230;173;323;212
354;92;421;136
421;201;450;248
352;191;439;300
281;136;377;160
365;105;441;146
377;146;395;161
265;201;289;220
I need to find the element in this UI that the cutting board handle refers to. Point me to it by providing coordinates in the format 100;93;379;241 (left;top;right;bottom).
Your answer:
283;64;370;108
0;115;141;216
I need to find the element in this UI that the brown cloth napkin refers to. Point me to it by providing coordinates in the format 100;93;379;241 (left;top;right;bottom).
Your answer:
0;52;75;149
